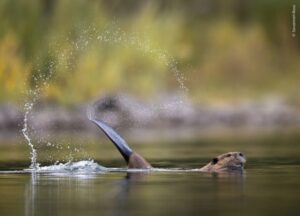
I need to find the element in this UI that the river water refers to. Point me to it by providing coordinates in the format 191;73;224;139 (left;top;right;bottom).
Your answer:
0;130;300;216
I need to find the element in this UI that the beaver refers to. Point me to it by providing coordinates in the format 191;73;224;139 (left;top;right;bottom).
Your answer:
91;119;246;173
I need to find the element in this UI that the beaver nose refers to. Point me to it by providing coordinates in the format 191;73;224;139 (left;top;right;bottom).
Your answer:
233;152;246;162
238;152;246;163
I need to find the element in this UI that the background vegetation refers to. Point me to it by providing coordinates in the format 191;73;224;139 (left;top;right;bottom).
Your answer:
0;0;299;106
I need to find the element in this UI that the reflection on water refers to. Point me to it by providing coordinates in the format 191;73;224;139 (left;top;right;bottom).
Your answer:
25;173;36;216
0;161;299;216
22;170;246;216
1;132;300;216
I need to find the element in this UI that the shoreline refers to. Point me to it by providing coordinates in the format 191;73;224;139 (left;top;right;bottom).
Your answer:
1;94;300;140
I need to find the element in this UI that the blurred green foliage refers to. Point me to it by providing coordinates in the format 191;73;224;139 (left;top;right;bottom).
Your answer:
0;0;299;105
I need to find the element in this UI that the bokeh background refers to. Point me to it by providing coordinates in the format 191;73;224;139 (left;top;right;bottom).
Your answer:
0;0;300;164
1;0;300;104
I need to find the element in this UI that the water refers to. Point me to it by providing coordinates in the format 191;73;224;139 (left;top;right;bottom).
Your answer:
13;25;299;215
0;132;300;216
22;102;37;170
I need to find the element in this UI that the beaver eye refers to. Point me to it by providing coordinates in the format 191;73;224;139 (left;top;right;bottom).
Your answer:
226;154;231;157
212;158;218;165
239;153;244;157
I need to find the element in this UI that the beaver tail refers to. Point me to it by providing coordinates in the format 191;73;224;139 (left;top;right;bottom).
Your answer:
91;119;133;163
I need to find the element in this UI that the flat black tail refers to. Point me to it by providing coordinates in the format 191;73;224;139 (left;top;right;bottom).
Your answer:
91;119;133;163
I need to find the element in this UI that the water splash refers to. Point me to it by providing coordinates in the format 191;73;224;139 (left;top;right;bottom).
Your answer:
94;27;189;95
84;25;190;122
22;102;38;170
22;70;53;170
21;159;199;174
34;160;106;173
70;24;188;97
22;24;189;170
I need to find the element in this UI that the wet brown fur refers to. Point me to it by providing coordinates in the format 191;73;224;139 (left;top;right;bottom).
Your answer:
128;152;152;169
199;152;246;172
127;151;245;173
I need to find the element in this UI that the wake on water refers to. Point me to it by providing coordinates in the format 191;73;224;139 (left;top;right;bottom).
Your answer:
0;160;199;174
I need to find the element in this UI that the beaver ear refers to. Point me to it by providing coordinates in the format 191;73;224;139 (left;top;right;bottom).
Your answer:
212;158;219;165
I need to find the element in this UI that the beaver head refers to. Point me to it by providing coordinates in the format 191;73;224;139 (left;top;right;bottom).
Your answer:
199;152;246;173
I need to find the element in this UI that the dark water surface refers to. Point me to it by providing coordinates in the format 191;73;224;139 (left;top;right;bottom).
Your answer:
0;131;300;216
